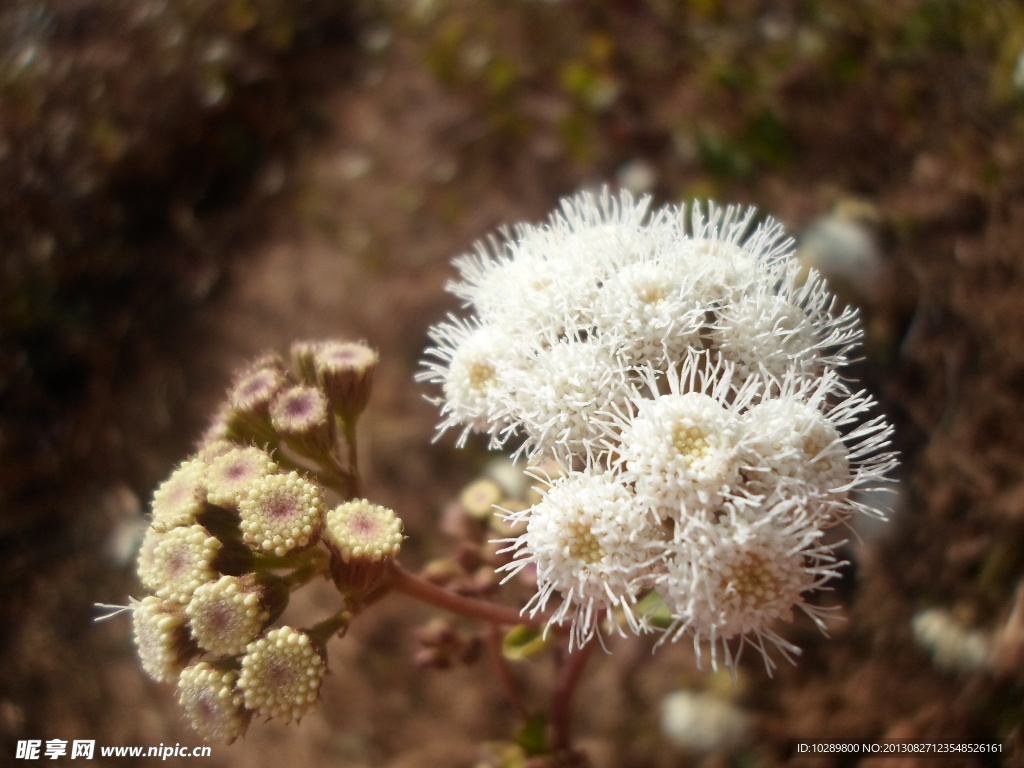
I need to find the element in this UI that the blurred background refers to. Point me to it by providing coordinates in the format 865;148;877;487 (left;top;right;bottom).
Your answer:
2;0;1023;765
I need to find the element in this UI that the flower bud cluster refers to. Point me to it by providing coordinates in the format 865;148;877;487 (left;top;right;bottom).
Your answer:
132;445;326;742
209;339;378;453
129;341;399;742
421;189;897;670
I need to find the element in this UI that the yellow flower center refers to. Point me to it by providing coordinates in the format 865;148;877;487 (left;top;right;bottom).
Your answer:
672;423;709;459
469;361;495;391
638;284;668;304
566;516;606;564
725;552;782;608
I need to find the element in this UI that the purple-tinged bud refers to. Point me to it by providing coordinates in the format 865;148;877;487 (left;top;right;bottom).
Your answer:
206;446;278;508
324;499;403;593
137;524;222;604
185;574;287;657
315;341;378;419
132;596;196;682
289;340;323;386
228;365;288;439
459;478;503;521
269;385;333;455
238;471;325;556
238;627;326;722
150;458;208;532
178;662;251;743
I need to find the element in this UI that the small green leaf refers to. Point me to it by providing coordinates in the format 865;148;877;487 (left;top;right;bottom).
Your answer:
502;624;548;661
635;591;674;630
515;712;549;757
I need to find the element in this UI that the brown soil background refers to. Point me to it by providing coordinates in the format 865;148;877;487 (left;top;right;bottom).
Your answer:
2;2;1024;767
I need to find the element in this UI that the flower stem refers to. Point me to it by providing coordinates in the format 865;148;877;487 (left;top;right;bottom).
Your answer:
486;623;529;720
308;607;353;645
340;417;361;497
548;639;596;754
386;561;538;627
281;548;330;589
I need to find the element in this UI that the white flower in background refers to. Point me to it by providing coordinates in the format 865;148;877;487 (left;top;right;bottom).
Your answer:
421;187;897;669
660;689;750;753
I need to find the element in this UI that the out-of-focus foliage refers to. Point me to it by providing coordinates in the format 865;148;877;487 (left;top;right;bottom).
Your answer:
0;0;358;331
0;0;369;527
6;0;1024;530
405;0;1024;192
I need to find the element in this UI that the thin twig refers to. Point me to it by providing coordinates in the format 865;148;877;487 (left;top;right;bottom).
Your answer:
386;561;539;627
548;639;596;754
486;623;530;720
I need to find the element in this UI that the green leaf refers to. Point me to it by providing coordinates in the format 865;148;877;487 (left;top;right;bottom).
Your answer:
635;591;673;630
502;624;548;661
515;712;549;757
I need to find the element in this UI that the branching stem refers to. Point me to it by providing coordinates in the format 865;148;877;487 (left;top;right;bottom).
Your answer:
386;561;540;628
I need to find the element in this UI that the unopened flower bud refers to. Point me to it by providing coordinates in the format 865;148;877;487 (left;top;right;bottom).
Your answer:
413;646;450;670
178;662;251;743
137;524;222;604
459;478;503;521
238;626;326;722
206;446;278;508
150;458;208;532
269;385;333;455
413;619;482;668
197;439;236;463
132;596;196;682
185;574;287;657
289;340;323;386
200;404;237;446
315;341;378;418
228;365;288;437
324;499;403;592
238;471;325;556
419;557;464;586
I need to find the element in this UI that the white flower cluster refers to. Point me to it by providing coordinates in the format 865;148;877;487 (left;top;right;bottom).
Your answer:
420;188;896;672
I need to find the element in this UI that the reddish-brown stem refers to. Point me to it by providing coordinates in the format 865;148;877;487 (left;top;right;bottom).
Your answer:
486;623;529;720
386;561;540;627
548;639;596;754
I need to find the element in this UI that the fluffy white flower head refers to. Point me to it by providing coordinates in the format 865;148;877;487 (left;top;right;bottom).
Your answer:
419;319;519;446
740;397;850;502
591;260;705;368
618;390;742;517
712;294;823;381
502;338;628;463
501;470;663;648
661;506;842;673
420;188;897;666
449;188;662;328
